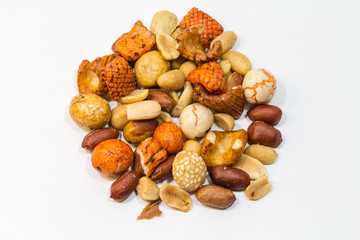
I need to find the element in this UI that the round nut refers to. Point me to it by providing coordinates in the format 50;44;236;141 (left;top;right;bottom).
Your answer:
150;10;178;36
153;122;184;154
214;113;235;131
179;61;197;78
91;139;134;176
242;69;277;104
136;177;160;201
182;140;202;155
156;33;180;60
111;104;128;130
244;144;278;165
196;185;236;209
159;184;192;212
157;69;185;91
221;50;251;76
179;103;214;140
123;119;159;144
172;150;207;192
121;89;149;104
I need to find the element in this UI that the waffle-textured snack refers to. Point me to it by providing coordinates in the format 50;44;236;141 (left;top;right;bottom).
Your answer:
112;21;156;62
77;53;119;96
178;7;224;48
176;25;222;62
100;56;136;100
187;61;226;95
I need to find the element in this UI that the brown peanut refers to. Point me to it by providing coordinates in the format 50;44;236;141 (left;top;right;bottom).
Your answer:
245;175;272;200
247;121;282;148
196;185;236;209
123;119;159;144
150;155;175;182
147;89;177;113
159;184;192;212
209;166;250;191
81;127;120;150
244;144;278;165
110;171;140;202
247;105;282;125
132;151;145;177
136;177;160;201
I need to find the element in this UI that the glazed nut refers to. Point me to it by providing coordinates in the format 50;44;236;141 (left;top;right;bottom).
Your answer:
214;113;235;131
126;100;161;120
221;50;251;76
245;175;272;200
247;121;282;148
210;31;237;55
247;104;282;126
110;171;140;202
171;81;193;117
209;166;250;191
232;154;266;180
136;177;160;201
146;89;177;113
196;185;236;209
157;69;185;91
153;122;184;154
179;61;197;78
150;10;178;36
156;33;180;60
244;144;278;165
182;140;202;155
172;151;207;192
156;111;172;124
220;60;231;75
242;69;276;104
121;89;149;104
123;119;159;144
111;104;129;130
150;155;175;182
159;184;192;212
82;127;120;150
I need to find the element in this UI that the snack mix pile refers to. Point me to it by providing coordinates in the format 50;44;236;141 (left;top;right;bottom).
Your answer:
69;7;283;220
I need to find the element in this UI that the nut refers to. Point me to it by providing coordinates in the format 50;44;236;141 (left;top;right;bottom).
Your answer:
156;111;172;124
81;127;120;150
179;61;197;78
136;177;160;201
121;89;149;104
137;199;162;220
220;59;231;75
171;81;194;117
248;121;282;148
209;166;250;191
214;113;235;131
179;103;214;140
210;31;237;55
156;33;180;60
221;50;251;76
123;119;159;144
171;55;186;69
126;100;161;120
150;10;178;36
110;171;140;201
245;175;272;200
166;90;179;102
147;89;177;113
150;155;175;182
91;139;134;176
232;154;266;180
153;122;184;154
172;150;207;192
111;104;128;130
159;184;192;212
226;72;244;91
182;140;202;155
201;130;247;167
171;27;182;39
242;69;277;104
157;69;185;91
246;104;282;126
132;150;145;177
196;185;236;209
244;144;278;165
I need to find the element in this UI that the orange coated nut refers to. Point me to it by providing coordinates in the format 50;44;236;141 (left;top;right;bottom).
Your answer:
153;122;184;154
91;139;134;176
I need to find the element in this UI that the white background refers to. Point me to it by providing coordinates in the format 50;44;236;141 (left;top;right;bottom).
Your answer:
1;0;360;239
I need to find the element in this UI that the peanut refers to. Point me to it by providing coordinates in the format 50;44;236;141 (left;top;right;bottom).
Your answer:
245;175;272;200
159;184;192;212
244;144;278;165
196;185;236;209
232;154;266;180
136;177;160;201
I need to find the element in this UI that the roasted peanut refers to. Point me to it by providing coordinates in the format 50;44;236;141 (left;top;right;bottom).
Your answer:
123;119;159;144
171;55;186;69
156;111;172;124
245;175;272;200
182;140;202;155
179;61;197;78
157;69;185;91
146;89;177;113
196;185;236;209
150;10;178;36
110;171;140;202
136;177;160;201
159;184;192;212
121;89;149;104
171;81;193;117
221;50;251;76
247;104;282;126
247;121;282;148
166;90;179;102
156;33;180;60
232;154;266;180
126;100;161;120
220;60;231;75
209;166;250;191
81;127;120;150
111;104;129;130
210;31;237;55
150;155;175;182
244;144;278;165
214;113;235;131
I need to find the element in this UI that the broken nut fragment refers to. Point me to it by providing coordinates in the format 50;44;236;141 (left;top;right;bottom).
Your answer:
137;200;162;220
136;177;160;201
159;184;192;212
214;113;235;131
201;130;247;167
156;33;180;60
232;154;266;180
245;175;272;200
